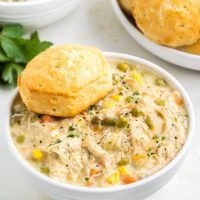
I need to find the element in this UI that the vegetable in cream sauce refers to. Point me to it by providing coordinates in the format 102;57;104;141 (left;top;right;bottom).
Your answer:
11;61;188;187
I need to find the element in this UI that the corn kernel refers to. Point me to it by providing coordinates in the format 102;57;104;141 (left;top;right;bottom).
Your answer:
110;94;121;101
32;149;44;160
119;166;128;175
102;101;114;109
106;173;119;184
131;72;144;84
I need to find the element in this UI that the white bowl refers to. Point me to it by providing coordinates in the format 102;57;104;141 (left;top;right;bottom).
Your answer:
3;53;194;200
111;0;200;71
0;0;82;29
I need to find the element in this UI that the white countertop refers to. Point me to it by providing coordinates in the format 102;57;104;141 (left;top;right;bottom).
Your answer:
0;0;200;200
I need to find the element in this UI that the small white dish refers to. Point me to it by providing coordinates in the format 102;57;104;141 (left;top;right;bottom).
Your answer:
111;0;200;71
0;0;82;29
3;52;194;200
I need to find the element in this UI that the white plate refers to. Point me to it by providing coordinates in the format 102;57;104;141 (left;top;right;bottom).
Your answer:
111;0;200;71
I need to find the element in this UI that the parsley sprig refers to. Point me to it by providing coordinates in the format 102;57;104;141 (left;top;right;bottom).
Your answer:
0;24;53;86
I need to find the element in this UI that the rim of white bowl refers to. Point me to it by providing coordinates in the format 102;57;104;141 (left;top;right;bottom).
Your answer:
0;0;78;7
5;52;195;193
0;0;80;19
111;0;200;68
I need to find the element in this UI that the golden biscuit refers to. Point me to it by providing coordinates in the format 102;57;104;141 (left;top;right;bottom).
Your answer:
119;0;134;15
178;39;200;55
132;0;200;47
18;45;113;117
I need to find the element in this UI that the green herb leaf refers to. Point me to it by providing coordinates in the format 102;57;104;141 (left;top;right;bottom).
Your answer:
0;46;11;62
0;24;53;86
1;37;26;63
17;37;52;61
30;31;39;41
1;24;25;38
0;47;11;62
1;62;24;85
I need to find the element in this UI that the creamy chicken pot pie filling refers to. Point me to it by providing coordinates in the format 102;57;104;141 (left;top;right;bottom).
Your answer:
11;61;188;187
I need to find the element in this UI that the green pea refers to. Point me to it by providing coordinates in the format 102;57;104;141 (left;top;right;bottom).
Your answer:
116;116;128;128
101;117;116;126
155;78;167;86
131;108;142;117
16;135;25;144
125;96;133;103
85;177;90;181
40;166;50;175
117;63;128;72
145;117;154;130
117;158;129;166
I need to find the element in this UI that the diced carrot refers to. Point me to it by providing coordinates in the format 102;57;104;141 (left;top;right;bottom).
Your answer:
132;154;146;162
98;159;105;166
85;178;94;187
122;174;138;184
176;99;184;106
90;168;101;177
40;115;54;123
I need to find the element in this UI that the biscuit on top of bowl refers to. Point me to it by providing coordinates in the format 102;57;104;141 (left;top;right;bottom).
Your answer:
18;45;113;117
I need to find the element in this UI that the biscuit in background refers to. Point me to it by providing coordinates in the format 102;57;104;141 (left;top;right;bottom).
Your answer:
132;0;200;47
119;0;134;15
18;45;113;117
178;40;200;55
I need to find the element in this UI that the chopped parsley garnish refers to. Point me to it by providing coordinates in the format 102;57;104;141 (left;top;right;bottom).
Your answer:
87;109;93;115
67;126;77;138
68;133;76;138
133;91;140;95
48;139;61;147
85;177;90;181
68;126;75;131
161;136;166;140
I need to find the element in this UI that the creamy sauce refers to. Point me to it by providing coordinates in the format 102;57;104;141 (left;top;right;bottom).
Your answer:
11;60;188;187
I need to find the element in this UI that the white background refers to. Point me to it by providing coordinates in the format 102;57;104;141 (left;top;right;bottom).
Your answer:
0;0;200;200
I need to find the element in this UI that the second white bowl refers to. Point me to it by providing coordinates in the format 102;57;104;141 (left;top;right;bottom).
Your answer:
111;0;200;71
0;0;82;29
